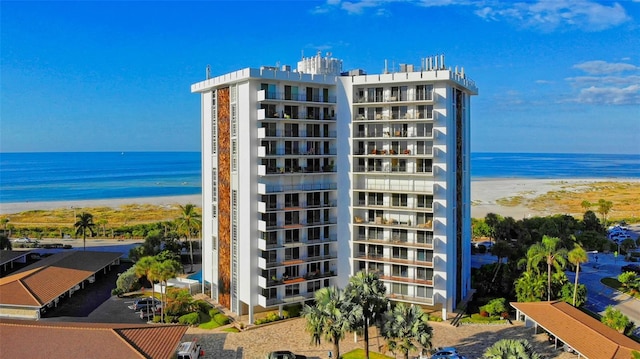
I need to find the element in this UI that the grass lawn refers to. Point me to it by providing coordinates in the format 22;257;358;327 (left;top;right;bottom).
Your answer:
341;349;395;359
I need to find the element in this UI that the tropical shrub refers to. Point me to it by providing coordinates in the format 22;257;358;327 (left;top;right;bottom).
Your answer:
480;298;507;317
213;313;230;325
178;312;201;326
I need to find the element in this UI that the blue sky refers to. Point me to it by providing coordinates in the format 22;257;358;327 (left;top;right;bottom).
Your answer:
1;0;639;154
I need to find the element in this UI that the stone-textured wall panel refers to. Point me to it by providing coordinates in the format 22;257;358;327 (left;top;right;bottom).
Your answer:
217;87;231;308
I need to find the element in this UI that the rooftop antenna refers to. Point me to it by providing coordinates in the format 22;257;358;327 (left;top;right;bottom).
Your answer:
206;64;211;79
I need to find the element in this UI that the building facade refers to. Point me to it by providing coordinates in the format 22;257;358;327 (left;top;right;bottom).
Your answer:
191;53;477;323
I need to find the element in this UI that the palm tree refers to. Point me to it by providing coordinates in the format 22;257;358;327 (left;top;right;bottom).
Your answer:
176;204;201;273
134;256;158;301
381;303;433;359
596;199;613;226
151;259;180;322
567;244;588;306
302;287;352;359
0;217;9;235
491;240;512;283
483;339;542;359
601;305;631;334
526;235;568;301
96;219;108;238
344;270;388;359
74;212;96;251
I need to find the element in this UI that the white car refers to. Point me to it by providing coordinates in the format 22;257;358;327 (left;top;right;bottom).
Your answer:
474;241;493;249
12;237;32;243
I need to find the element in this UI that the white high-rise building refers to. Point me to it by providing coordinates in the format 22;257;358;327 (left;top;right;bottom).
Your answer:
191;52;477;323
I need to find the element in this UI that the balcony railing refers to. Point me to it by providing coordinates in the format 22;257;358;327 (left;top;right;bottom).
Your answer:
353;93;434;103
259;182;337;194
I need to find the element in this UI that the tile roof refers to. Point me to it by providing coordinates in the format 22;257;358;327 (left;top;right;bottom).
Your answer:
0;251;122;307
0;319;188;359
511;301;640;359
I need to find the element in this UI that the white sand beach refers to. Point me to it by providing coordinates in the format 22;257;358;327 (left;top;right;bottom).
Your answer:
1;178;638;218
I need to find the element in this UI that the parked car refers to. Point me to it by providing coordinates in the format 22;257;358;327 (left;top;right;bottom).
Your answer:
621;264;640;274
473;241;493;250
12;237;32;243
431;347;460;358
139;307;160;320
266;350;307;359
176;341;204;359
128;297;161;311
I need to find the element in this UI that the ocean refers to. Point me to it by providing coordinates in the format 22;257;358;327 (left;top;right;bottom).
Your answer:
1;152;639;203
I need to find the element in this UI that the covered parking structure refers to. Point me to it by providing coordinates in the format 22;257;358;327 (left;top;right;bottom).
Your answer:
0;250;122;319
0;250;32;276
511;301;640;359
0;319;188;358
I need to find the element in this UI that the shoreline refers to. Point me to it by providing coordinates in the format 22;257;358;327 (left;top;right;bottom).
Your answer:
1;178;639;219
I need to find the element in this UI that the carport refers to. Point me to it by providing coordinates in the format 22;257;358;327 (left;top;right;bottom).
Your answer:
0;250;31;275
0;250;122;319
511;301;640;359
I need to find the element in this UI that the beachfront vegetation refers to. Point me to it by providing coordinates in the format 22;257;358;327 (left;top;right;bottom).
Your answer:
176;204;201;273
74;212;96;251
0;203;202;240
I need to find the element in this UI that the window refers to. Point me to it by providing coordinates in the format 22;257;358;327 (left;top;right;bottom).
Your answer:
416;159;433;173
368;192;384;206
416;267;434;281
368;227;384;240
391;283;408;295
391;229;407;242
415;85;433;101
416;286;433;298
307;209;321;225
262;213;277;228
392;194;407;207
393;247;408;259
261;104;278;118
307;192;321;207
262;194;277;210
285;229;299;244
308;245;321;258
416;231;433;244
285;193;299;208
285;248;299;261
307;281;321;293
284;265;299;278
284;105;299;118
308;227;320;241
285;284;300;296
284;123;298;137
263;231;277;246
262;287;277;299
285;211;299;225
392;265;409;277
417;195;433;209
262;122;277;136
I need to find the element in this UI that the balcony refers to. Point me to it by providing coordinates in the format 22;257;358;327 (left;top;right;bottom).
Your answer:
352;236;434;249
258;182;337;194
257;89;337;104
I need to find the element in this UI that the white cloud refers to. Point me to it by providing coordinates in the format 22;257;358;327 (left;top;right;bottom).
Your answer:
574;84;640;105
573;60;639;75
475;0;631;31
565;60;640;105
316;0;632;32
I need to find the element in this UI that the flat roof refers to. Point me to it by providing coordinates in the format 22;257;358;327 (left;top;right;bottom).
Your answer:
511;301;640;359
0;319;187;358
0;251;122;307
0;249;30;265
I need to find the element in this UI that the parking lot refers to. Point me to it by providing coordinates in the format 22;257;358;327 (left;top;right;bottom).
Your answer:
38;262;153;324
